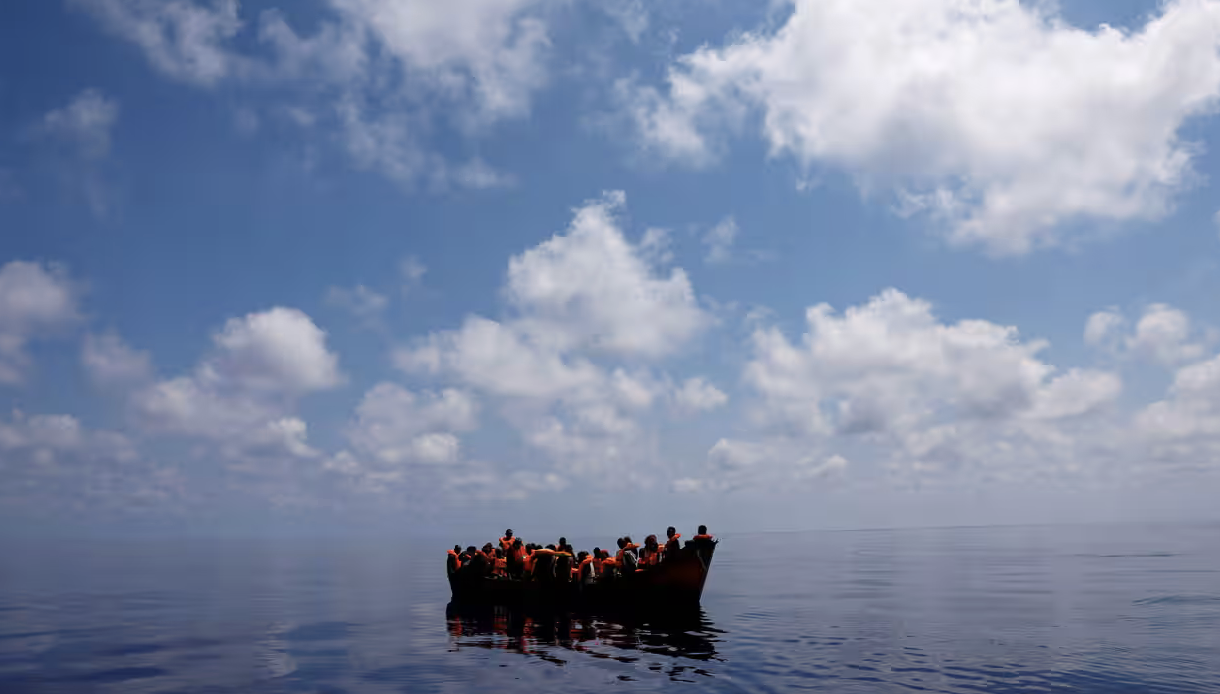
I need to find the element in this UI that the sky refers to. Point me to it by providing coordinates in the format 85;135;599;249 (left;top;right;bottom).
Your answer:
4;0;1220;539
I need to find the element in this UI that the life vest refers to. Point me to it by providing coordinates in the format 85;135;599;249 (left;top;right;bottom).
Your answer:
499;536;514;552
693;534;713;541
446;550;460;574
578;556;597;581
522;553;534;574
494;557;508;576
619;549;638;572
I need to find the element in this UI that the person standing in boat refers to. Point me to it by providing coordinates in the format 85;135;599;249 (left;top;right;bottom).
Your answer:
663;527;682;559
508;538;526;579
499;529;515;554
640;535;661;566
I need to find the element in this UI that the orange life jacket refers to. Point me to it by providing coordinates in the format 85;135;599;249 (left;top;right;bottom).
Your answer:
522;553;534;574
693;534;713;541
446;549;460;573
499;536;514;552
494;557;508;576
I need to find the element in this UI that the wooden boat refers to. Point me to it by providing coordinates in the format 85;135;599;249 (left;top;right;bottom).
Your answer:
447;539;718;607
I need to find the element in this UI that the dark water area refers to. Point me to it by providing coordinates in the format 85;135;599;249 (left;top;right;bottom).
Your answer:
1;522;1219;693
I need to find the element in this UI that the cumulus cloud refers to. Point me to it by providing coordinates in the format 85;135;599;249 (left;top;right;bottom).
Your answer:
396;192;711;480
1084;303;1209;366
0;261;79;385
128;307;342;466
1127;304;1208;366
626;0;1220;255
505;191;709;359
713;288;1124;487
345;383;478;466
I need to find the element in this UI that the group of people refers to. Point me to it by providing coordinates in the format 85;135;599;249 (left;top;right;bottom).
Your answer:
446;525;715;584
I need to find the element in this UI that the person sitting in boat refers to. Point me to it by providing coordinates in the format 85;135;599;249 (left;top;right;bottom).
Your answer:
446;545;462;576
663;526;682;558
462;545;488;574
693;525;714;542
499;529;515;553
640;534;661;566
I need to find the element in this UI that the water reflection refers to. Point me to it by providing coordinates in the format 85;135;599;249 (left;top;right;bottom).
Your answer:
445;602;725;679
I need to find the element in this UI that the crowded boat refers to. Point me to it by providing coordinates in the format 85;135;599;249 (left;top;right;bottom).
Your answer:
446;525;718;606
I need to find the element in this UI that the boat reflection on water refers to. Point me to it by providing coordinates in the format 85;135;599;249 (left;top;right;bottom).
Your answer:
445;601;725;677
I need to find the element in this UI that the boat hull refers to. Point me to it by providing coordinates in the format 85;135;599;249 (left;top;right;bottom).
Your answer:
448;541;717;608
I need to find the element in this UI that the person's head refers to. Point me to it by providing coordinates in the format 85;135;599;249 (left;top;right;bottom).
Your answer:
645;534;658;548
624;536;633;545
698;525;708;535
616;537;626;549
546;544;557;551
666;526;676;539
505;529;513;538
578;551;588;561
593;546;601;557
483;542;494;553
558;536;567;547
513;538;523;549
453;544;461;553
495;548;503;558
466;546;477;555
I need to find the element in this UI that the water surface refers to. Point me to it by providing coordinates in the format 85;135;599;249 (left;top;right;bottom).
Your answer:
2;522;1218;692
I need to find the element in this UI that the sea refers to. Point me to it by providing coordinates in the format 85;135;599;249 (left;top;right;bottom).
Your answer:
1;522;1218;693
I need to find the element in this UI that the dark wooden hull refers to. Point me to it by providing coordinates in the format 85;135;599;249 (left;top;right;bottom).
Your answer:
448;541;717;608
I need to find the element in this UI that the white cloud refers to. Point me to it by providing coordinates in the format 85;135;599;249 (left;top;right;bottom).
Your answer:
1084;303;1208;366
209;307;343;394
1127;304;1207;366
1084;308;1126;349
395;192;710;481
0;410;155;512
128;307;342;470
69;0;246;85
40;89;120;160
672;376;728;414
72;0;558;189
703;216;737;264
717;288;1124;488
345;382;478;466
397;316;605;400
505;191;709;359
0;261;79;385
628;0;1220;255
82;332;153;387
325;285;388;323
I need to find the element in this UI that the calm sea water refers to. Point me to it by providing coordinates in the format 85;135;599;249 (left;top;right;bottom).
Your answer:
1;522;1218;693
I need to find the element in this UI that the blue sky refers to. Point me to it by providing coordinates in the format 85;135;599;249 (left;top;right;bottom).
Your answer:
4;0;1220;538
